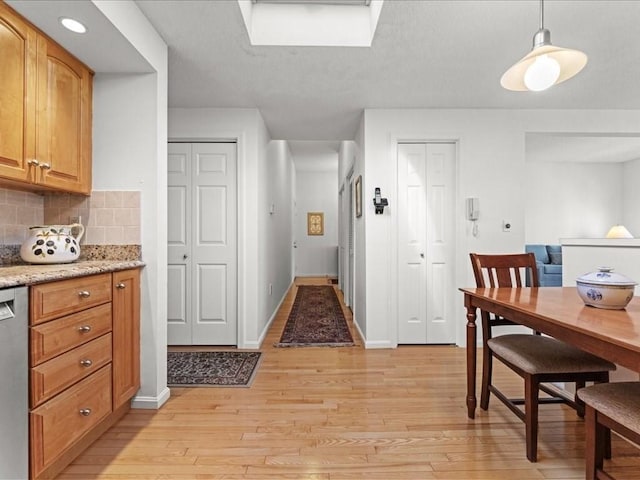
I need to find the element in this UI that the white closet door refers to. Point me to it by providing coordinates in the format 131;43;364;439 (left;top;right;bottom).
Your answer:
167;142;237;345
167;143;192;344
397;142;456;344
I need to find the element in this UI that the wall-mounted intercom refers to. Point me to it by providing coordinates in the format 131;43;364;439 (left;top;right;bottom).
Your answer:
466;197;479;221
373;187;388;214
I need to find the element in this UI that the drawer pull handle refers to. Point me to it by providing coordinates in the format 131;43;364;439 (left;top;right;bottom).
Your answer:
78;325;92;333
78;290;91;298
79;408;92;417
116;283;126;289
80;359;93;367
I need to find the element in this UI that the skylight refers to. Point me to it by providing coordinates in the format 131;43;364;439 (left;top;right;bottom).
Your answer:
253;0;371;5
238;0;383;47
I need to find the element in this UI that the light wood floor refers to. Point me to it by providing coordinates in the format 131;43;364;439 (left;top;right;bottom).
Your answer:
58;277;640;479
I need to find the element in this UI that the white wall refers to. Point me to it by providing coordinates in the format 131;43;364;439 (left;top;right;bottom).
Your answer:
623;158;640;237
338;141;355;295
524;162;624;243
258;140;295;341
359;108;640;348
91;1;168;409
353;117;366;338
294;170;339;276
168;108;292;348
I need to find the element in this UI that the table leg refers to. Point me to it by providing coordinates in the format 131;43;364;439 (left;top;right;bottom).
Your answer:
465;296;477;419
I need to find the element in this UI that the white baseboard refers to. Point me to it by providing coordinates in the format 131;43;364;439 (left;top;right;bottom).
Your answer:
364;340;395;348
131;386;171;410
254;279;293;348
351;316;392;348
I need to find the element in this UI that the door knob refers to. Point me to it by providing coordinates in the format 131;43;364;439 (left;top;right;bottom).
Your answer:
183;254;188;260
420;253;425;258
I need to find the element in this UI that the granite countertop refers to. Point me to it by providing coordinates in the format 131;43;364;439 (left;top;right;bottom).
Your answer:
0;260;145;289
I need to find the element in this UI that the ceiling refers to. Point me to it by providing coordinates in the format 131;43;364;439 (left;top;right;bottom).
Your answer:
8;0;640;161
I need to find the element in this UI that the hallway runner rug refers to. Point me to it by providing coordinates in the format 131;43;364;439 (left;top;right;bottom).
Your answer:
275;285;354;347
167;351;262;387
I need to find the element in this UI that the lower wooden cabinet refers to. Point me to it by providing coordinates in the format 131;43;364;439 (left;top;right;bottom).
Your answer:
29;268;141;479
30;365;112;477
30;333;112;408
112;269;141;410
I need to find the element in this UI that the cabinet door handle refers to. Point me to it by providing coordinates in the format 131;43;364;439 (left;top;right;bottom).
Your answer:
78;290;91;298
80;359;93;367
40;162;51;170
116;282;126;289
78;325;92;333
79;408;92;417
28;159;40;167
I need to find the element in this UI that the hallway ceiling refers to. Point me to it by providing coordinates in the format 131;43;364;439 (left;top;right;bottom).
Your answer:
9;1;640;146
135;0;640;141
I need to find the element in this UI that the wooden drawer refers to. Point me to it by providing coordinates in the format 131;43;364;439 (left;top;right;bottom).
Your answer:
30;303;112;366
31;273;112;325
31;333;112;407
30;365;112;478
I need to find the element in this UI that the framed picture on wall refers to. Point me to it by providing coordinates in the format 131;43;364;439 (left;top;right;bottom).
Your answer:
355;175;362;218
307;212;324;235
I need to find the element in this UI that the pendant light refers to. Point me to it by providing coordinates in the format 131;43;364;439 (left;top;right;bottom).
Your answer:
501;0;587;92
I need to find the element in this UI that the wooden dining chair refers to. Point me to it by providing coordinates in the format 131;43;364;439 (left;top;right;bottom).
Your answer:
469;252;616;462
577;382;640;480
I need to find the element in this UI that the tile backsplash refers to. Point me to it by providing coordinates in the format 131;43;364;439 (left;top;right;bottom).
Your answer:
0;189;44;244
0;188;141;246
44;191;141;245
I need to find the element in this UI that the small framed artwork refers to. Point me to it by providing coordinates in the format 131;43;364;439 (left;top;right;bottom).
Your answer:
307;212;324;235
355;175;362;218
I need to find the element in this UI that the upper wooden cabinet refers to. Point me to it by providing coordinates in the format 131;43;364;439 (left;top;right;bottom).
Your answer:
0;2;93;195
0;2;36;182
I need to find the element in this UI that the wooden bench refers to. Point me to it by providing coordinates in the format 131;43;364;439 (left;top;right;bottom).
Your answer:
577;382;640;480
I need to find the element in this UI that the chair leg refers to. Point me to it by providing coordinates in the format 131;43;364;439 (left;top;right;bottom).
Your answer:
603;425;611;460
480;347;492;410
575;380;586;418
524;374;539;462
594;374;612;459
584;405;597;480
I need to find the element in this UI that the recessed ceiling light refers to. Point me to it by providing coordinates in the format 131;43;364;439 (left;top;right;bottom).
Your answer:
59;17;87;34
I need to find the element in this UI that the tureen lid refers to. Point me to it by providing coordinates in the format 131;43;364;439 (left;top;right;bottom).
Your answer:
577;267;638;286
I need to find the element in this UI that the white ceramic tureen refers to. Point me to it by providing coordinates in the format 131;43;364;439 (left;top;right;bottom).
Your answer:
576;267;637;310
19;224;84;264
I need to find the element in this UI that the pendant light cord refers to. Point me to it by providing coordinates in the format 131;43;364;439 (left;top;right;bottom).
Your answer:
539;0;544;30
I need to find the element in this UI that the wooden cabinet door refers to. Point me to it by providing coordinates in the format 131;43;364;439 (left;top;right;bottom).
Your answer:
112;269;141;409
35;35;92;194
0;2;36;183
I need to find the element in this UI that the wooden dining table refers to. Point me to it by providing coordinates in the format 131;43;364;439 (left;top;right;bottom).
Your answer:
460;286;640;419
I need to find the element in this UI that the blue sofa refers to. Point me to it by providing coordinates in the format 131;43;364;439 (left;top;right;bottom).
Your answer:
525;244;563;287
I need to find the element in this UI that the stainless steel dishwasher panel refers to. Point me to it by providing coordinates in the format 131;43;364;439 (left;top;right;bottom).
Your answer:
0;286;28;480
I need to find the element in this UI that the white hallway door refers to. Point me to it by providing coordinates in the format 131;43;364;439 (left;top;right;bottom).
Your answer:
397;142;456;344
167;142;237;345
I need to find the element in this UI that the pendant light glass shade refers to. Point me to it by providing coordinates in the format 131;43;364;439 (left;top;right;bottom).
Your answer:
501;1;587;92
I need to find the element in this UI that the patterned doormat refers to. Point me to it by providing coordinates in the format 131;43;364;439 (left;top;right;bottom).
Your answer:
167;351;262;387
275;285;354;347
